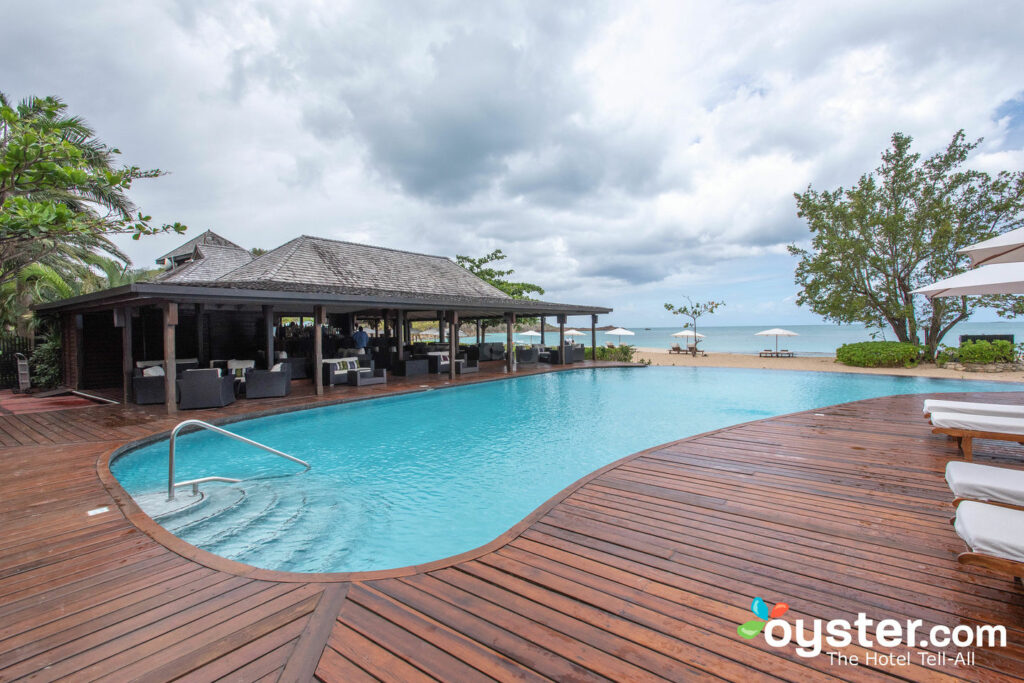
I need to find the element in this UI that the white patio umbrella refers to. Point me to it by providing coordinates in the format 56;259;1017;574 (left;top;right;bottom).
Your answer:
605;327;635;345
563;329;585;337
519;330;542;343
913;262;1024;297
416;328;439;339
959;227;1024;267
671;330;705;338
755;328;799;353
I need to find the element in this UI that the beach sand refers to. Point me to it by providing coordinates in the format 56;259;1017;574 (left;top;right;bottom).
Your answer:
635;348;1024;384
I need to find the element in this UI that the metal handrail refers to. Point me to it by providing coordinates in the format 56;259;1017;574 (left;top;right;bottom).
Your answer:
174;476;242;497
168;419;310;500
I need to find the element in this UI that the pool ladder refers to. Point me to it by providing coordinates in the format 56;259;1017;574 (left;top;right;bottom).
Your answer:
168;419;310;501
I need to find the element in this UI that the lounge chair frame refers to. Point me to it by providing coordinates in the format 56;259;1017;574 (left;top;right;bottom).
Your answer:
931;426;1024;461
957;551;1024;579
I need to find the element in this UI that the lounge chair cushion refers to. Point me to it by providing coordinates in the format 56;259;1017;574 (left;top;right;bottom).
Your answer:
142;366;165;377
946;461;1024;506
954;501;1024;564
924;399;1024;418
271;362;285;372
929;411;1024;436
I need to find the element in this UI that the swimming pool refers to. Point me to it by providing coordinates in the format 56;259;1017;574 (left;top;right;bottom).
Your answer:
112;367;1020;573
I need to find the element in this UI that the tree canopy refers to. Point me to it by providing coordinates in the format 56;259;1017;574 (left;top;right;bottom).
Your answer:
0;93;185;288
789;131;1024;355
455;249;544;300
664;297;724;347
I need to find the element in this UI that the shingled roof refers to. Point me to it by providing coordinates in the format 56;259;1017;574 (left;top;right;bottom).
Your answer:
205;236;513;301
155;243;255;283
155;230;244;266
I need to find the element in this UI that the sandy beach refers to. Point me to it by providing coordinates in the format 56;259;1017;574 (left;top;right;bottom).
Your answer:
635;347;1024;384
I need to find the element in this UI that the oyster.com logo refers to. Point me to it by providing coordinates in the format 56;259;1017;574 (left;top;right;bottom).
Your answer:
737;597;789;640
735;595;1005;663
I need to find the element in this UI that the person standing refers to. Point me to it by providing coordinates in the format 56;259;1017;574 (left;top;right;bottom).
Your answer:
352;325;369;350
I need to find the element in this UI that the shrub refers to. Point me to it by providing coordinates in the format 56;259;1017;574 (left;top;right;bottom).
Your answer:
835;341;921;368
955;339;1016;364
592;345;636;362
29;331;62;389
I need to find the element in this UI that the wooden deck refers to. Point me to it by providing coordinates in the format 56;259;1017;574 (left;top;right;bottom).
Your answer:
1;366;1023;681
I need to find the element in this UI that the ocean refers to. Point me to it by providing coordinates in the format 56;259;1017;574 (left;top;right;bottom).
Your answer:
479;321;1024;356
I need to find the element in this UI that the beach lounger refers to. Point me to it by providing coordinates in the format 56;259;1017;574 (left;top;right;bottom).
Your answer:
946;461;1024;509
929;411;1024;460
669;343;684;354
923;399;1024;418
953;500;1024;577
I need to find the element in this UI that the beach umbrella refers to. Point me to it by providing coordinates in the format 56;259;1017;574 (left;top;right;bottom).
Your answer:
563;329;585;337
913;262;1024;297
605;327;635;345
755;328;799;353
671;330;705;338
417;328;439;339
959;227;1024;267
519;330;542;344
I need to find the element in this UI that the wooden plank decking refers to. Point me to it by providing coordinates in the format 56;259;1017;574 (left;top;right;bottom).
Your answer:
1;364;1023;681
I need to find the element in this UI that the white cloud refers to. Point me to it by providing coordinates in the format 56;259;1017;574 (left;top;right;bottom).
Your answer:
3;0;1023;325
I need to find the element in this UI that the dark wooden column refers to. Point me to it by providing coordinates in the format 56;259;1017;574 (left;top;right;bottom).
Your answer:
163;303;178;413
194;304;206;367
448;311;458;380
558;314;566;366
263;305;275;368
540;316;545;346
476;320;482;344
438;310;445;344
117;307;133;405
591;314;598;360
313;305;325;395
396;310;405;361
505;313;515;373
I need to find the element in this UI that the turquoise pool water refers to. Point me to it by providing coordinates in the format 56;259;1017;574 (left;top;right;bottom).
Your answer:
112;367;1020;573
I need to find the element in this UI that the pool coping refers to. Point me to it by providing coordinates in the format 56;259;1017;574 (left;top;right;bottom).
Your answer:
98;363;657;582
95;363;1018;584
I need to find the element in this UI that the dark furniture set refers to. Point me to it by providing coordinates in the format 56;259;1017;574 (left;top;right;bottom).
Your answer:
177;369;236;409
544;344;585;364
322;358;375;386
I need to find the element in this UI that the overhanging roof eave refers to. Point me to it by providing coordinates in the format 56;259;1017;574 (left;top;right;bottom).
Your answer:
33;282;611;316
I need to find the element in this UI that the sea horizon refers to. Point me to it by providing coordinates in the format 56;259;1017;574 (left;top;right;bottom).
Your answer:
491;320;1024;356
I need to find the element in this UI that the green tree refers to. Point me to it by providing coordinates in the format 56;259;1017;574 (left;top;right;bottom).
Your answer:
0;93;185;286
455;249;544;299
663;297;724;350
789;131;1024;356
456;249;545;331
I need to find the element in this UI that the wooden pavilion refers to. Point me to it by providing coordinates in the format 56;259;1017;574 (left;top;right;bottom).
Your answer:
36;233;611;411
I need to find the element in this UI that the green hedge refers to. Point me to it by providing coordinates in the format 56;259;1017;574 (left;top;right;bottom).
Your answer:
937;339;1016;366
590;345;636;362
835;341;921;368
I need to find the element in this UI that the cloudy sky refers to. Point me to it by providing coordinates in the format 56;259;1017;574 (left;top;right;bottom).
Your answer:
6;1;1024;326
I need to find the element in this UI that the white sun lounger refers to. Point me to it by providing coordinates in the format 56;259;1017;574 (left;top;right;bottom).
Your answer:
953;500;1024;576
945;461;1024;508
929;411;1024;460
923;399;1024;418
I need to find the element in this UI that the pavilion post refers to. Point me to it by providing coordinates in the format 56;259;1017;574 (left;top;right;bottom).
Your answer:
313;305;325;395
448;311;458;380
591;314;598;360
438;310;445;344
558;314;566;366
396;310;405;361
540;316;545;346
476;320;482;344
263;305;275;369
505;313;515;373
163;303;178;413
117;306;133;405
194;304;206;367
